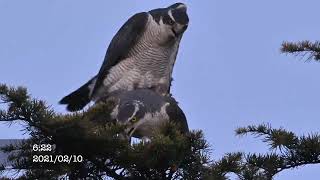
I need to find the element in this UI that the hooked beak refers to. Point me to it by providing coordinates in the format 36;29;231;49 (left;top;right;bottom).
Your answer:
172;24;188;37
127;126;138;137
171;28;178;37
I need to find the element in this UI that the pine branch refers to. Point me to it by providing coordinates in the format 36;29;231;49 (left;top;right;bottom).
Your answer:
236;123;299;150
235;124;320;176
1;84;319;179
281;41;320;61
0;84;211;179
207;152;243;180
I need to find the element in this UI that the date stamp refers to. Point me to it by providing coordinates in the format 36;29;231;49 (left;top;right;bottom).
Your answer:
32;155;83;164
32;144;83;164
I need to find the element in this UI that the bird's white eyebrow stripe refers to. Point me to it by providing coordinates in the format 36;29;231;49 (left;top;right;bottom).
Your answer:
128;100;141;120
168;9;175;21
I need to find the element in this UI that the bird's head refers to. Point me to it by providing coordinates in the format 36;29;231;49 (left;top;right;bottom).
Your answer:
149;3;189;42
110;89;189;139
115;100;146;137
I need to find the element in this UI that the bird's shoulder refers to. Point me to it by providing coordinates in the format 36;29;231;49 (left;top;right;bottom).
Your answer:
101;11;150;70
91;12;150;96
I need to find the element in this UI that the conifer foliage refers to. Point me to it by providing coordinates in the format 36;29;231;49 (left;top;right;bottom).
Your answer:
281;41;320;61
0;84;319;179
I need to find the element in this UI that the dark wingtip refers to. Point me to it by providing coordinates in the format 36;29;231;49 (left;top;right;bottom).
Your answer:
59;87;91;112
59;96;69;105
59;77;97;112
66;103;87;112
59;94;90;112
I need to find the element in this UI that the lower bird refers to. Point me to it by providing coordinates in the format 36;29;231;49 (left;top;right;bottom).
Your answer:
104;89;188;140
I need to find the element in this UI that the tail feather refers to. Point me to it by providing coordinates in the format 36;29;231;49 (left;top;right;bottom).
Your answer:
60;77;96;111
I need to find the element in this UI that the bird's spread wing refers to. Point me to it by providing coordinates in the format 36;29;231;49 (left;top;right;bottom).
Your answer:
91;12;149;97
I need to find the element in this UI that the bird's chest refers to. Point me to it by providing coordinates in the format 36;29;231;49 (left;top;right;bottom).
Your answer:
105;46;175;94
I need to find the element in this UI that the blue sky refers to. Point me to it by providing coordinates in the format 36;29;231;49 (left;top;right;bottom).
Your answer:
1;0;320;179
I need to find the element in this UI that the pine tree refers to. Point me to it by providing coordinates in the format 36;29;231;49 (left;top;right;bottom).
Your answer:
0;83;319;180
0;40;319;180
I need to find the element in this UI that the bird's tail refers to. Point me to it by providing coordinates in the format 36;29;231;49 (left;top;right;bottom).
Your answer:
59;76;96;111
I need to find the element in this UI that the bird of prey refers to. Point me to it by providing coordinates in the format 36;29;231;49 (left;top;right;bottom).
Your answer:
107;89;188;140
60;3;189;111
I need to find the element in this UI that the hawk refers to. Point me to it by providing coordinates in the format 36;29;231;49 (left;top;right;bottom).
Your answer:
108;89;188;140
60;3;189;111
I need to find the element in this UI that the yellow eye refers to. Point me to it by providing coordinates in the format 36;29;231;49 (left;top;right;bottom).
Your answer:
130;117;138;123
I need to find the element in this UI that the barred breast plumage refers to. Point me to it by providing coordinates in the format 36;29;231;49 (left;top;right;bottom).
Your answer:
100;14;181;98
60;3;188;111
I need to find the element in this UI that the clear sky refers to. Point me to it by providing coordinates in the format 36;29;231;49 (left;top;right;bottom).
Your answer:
1;0;319;179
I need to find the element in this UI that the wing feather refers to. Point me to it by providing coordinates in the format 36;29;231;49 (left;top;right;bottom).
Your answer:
91;12;149;97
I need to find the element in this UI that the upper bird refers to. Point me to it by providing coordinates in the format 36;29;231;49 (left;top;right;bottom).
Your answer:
60;3;189;111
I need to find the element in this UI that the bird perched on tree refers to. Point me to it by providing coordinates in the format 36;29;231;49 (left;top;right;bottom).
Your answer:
60;3;189;111
106;89;188;140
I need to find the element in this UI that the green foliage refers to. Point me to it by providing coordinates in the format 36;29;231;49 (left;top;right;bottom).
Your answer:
0;84;319;179
0;84;211;179
281;41;320;61
231;124;320;178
